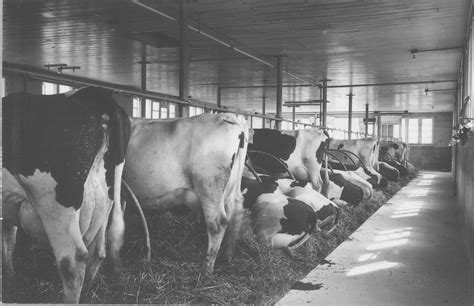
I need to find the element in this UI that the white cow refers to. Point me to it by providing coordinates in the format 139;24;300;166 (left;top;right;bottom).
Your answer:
123;113;249;275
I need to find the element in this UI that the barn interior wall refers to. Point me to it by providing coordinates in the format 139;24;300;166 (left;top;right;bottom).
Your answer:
408;112;453;171
454;5;474;297
455;140;474;286
4;72;42;95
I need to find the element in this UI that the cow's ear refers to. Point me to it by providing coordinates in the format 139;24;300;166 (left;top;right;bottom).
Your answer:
392;143;399;150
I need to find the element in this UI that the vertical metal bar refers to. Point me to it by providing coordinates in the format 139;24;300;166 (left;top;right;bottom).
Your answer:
322;79;328;127
292;106;296;130
365;103;369;136
377;113;382;138
262;96;266;128
140;45;147;118
348;93;353;139
217;84;222;108
178;0;189;117
276;56;283;130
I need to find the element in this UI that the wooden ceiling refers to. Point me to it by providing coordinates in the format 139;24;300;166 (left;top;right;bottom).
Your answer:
3;0;470;118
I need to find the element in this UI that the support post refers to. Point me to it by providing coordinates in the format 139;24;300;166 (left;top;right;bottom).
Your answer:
365;103;369;137
292;105;296;130
178;0;189;117
140;46;147;118
348;92;354;139
276;56;283;130
376;112;382;138
217;84;222;108
320;78;330;127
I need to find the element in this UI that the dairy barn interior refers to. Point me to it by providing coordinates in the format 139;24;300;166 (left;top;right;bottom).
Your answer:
1;0;474;304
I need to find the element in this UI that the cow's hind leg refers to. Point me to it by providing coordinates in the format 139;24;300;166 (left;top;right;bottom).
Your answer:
84;224;107;287
3;221;18;297
42;211;89;303
195;189;229;275
20;171;89;303
219;194;244;263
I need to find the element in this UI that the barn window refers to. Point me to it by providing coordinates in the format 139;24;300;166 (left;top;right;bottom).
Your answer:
393;124;400;138
160;103;168;119
152;101;160;119
58;85;72;93
132;97;141;117
421;118;433;144
401;118;407;142
189;106;204;117
253;116;263;128
169;103;176;118
42;82;73;95
42;82;57;94
145;99;152;118
408;118;419;144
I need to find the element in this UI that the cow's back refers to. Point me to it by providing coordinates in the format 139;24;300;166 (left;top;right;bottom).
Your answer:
124;113;248;205
3;88;130;209
329;138;379;169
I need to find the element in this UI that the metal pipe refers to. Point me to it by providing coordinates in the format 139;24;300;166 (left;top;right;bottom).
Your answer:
348;93;353;139
140;46;147;118
365;103;369;136
220;84;313;89
217;84;222;108
178;0;189;118
321;79;328;127
131;0;315;86
325;79;456;88
276;56;283;130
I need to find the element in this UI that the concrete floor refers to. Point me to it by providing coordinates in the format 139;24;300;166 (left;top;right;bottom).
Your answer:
279;171;472;305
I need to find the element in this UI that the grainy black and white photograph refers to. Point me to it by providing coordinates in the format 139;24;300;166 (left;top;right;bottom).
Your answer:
1;0;473;304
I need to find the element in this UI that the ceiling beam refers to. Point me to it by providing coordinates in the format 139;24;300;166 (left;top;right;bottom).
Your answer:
131;0;316;86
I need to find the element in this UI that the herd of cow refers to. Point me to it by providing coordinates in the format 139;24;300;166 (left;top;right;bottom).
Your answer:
2;87;415;303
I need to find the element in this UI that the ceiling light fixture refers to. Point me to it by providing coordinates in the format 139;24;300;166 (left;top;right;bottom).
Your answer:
57;66;81;74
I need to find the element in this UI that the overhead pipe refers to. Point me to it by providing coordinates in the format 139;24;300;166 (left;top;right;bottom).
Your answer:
324;79;456;88
131;0;315;86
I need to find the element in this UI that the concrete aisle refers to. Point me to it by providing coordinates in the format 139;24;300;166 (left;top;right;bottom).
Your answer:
279;171;471;305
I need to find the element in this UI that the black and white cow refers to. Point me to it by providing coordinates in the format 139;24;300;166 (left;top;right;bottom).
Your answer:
248;128;329;191
123;113;248;275
241;176;339;254
328;138;388;188
2;87;131;303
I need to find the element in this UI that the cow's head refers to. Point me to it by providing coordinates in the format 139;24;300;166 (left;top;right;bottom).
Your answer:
380;141;407;164
322;170;364;206
378;162;400;182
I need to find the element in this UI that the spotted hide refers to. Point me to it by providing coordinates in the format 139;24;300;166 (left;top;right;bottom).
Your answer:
2;87;130;303
248;128;329;192
123;113;248;275
241;176;339;253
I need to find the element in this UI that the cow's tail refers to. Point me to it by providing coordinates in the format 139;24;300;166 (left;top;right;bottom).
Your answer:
106;105;131;268
107;162;126;268
221;116;249;254
224;124;249;214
